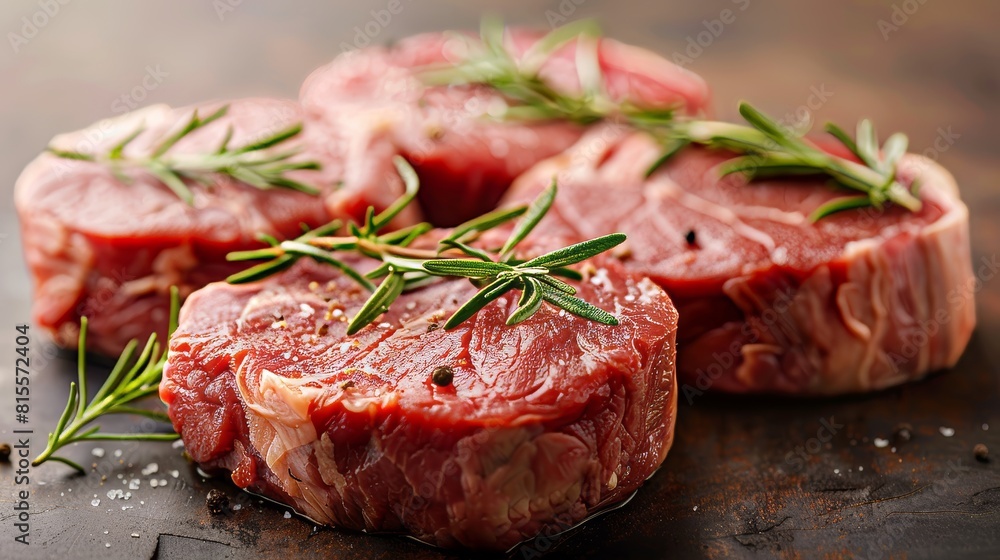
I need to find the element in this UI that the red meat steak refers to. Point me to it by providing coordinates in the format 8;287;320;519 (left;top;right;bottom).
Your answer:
160;258;678;549
498;126;975;395
15;98;337;355
300;27;710;227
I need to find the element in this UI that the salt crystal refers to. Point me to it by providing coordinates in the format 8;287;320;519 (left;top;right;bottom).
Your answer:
378;322;391;329
558;359;566;366
339;342;352;353
104;531;109;535
891;447;897;453
624;294;635;302
91;499;101;507
159;479;167;486
983;423;990;431
233;504;242;511
129;479;141;490
874;438;889;448
172;440;185;449
92;448;105;458
105;543;111;548
332;309;344;318
834;469;840;474
282;352;291;360
939;426;955;437
405;302;416;310
858;466;864;471
131;533;140;538
113;449;122;458
692;505;698;511
170;470;179;478
283;511;292;519
150;479;159;488
141;463;158;476
299;303;315;317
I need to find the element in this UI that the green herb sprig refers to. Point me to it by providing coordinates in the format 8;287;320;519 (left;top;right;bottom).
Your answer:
32;288;180;473
421;19;922;221
419;18;678;130
47;105;321;204
670;103;922;221
227;156;624;333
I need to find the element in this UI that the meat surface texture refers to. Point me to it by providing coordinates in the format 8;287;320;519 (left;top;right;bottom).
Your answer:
300;28;711;227
498;126;975;395
15;98;337;355
160;258;679;549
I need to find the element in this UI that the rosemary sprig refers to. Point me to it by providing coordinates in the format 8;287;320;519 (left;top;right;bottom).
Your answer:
32;288;180;473
671;103;922;221
423;19;922;221
46;105;321;204
227;158;624;333
419;18;678;129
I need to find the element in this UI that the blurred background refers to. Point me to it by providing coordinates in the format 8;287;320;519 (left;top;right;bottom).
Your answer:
1;2;998;559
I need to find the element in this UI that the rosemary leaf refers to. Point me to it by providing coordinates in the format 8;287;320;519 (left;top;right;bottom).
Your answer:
443;277;519;329
500;179;556;260
520;233;627;269
507;278;543;326
347;271;406;335
540;288;619;326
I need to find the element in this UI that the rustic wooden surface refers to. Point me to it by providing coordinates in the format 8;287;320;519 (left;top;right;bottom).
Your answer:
1;1;998;558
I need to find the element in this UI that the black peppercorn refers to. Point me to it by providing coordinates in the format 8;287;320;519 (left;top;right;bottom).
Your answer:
685;230;697;245
206;489;229;515
0;443;10;463
432;366;454;387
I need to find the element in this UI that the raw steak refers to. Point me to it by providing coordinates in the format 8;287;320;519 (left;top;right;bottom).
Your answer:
300;27;711;227
15;98;337;355
498;126;975;395
160;257;679;549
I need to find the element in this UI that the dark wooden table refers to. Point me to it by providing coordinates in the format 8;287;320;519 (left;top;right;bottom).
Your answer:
1;1;998;558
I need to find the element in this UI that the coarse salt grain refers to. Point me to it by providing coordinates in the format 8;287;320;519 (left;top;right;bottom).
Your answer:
939;427;955;437
874;438;889;448
92;448;105;458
